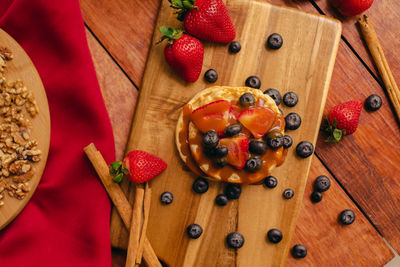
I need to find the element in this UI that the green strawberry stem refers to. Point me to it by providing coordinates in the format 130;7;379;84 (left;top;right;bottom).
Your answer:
157;26;183;45
324;117;346;143
168;0;197;21
109;161;130;183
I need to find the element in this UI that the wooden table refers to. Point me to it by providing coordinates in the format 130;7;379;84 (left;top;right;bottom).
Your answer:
79;0;400;266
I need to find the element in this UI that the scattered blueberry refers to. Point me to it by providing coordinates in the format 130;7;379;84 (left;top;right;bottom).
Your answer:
245;157;263;172
204;69;218;83
283;188;294;199
249;140;268;155
264;88;282;105
226;232;245;249
245;76;261;89
365;94;382;111
192;177;209;194
225;184;242;200
215;157;227;167
215;146;229;158
285;113;302;130
314;175;331;192
160;192;174;205
283;92;298;107
310;191;322;203
296;141;314;158
186;224;203;239
282;135;293;149
291;244;307;258
339;209;355;225
264;176;278;188
229;41;241;53
267;229;283;244
225;124;242;137
267;33;283;50
239;92;256;107
266;137;284;150
203;130;219;148
215;194;229;206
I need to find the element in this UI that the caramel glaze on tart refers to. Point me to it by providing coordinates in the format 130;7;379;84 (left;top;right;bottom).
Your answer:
176;86;287;184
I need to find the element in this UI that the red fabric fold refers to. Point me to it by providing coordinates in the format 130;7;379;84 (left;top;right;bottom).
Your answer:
0;0;115;266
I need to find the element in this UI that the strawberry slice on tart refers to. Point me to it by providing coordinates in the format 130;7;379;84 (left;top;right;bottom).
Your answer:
238;107;276;139
219;136;249;169
191;100;235;136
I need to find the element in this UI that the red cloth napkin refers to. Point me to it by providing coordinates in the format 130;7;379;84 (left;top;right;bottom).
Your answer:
0;0;115;266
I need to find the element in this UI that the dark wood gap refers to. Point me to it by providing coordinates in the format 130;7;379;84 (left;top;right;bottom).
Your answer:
84;23;140;91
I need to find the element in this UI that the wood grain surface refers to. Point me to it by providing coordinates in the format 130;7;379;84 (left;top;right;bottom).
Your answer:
0;29;50;229
81;0;397;265
112;0;342;266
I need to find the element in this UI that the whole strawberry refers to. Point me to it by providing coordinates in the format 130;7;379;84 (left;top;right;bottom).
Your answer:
169;0;235;43
109;150;167;183
330;0;374;16
159;26;204;82
324;100;362;142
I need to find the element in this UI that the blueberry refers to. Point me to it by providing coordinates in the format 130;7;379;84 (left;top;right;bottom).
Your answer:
204;146;216;157
267;229;283;244
224;184;241;200
310;191;322;203
314;175;331;192
283;92;298;107
249;140;267;155
160;192;173;205
203;130;219;148
365;94;382;111
263;88;282;105
245;76;261;89
204;69;218;83
186;224;203;239
215;146;228;158
226;232;245;249
282;135;293;149
215;194;229;206
192;177;209;194
267;33;283;50
291;244;307;258
264;176;278;188
296;141;314;158
239;92;256;107
215;157;227;167
245;157;263;172
225;124;242;137
285;113;302;130
266;137;284;150
339;209;355;225
283;188;294;199
229;41;241;53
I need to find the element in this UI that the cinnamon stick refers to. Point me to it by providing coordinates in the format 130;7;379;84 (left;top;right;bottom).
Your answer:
358;15;400;121
136;182;151;264
84;143;161;267
126;185;145;267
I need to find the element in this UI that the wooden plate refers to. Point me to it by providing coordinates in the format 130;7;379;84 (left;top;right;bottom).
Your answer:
0;29;50;230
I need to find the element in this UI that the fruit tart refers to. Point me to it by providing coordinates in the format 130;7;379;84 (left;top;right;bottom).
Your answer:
176;86;287;184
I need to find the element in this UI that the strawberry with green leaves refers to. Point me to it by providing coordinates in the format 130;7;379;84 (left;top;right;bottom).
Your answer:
110;150;167;183
324;100;362;142
159;26;204;83
169;0;236;43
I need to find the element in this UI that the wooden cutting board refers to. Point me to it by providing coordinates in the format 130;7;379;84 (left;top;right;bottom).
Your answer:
110;0;341;266
0;29;50;230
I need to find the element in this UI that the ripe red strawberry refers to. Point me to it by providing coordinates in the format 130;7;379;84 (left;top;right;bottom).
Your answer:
109;150;167;183
219;136;249;169
169;0;236;43
330;0;374;16
159;26;204;82
238;107;276;139
325;100;362;142
191;100;236;136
